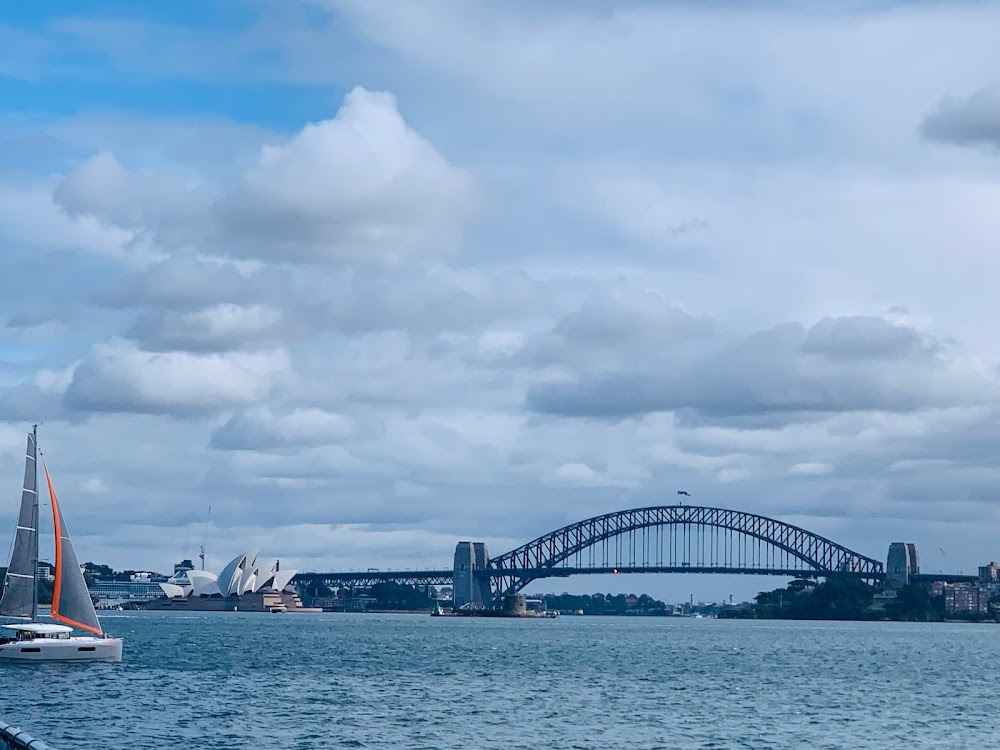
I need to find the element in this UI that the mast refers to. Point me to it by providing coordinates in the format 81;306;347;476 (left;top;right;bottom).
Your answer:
30;424;38;623
0;425;42;621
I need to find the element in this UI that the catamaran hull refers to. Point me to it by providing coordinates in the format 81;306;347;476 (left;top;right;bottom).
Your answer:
0;636;123;663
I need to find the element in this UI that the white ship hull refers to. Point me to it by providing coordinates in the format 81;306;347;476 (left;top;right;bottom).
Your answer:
0;635;123;662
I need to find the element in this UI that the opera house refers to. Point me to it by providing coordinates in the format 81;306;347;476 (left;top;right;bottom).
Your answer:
146;550;311;612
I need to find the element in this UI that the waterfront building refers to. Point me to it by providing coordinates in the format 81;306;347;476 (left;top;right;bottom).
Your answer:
943;584;990;614
36;561;54;582
978;562;1000;584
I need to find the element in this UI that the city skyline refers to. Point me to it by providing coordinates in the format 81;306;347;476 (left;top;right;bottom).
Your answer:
3;1;1000;602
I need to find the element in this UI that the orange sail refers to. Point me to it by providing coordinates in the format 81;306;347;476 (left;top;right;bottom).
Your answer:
45;465;103;635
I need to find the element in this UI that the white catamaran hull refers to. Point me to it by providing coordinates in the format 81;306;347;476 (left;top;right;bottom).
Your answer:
0;635;123;662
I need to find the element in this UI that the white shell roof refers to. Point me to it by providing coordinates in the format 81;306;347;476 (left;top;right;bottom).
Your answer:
217;549;260;596
2;623;73;634
188;570;222;597
158;582;189;598
272;568;297;592
180;550;296;596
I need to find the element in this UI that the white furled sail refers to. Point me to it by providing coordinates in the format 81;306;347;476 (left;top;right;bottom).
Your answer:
0;431;38;619
44;465;103;636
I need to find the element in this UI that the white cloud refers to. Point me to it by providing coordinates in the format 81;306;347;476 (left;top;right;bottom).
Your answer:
550;462;600;486
786;462;834;477
34;364;76;395
215;87;477;262
0;178;132;260
52;87;477;265
63;341;290;415
715;467;753;483
80;476;109;495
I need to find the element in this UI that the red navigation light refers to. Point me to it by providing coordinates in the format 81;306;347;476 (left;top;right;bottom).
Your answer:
613;568;619;574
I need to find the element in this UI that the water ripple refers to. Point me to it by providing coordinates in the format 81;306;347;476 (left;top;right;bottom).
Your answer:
2;613;997;748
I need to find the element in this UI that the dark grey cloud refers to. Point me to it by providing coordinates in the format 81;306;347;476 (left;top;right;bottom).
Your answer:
125;305;290;353
519;292;716;370
0;381;77;424
802;315;942;361
552;292;714;350
209;407;356;452
5;307;77;329
103;254;548;354
921;86;1000;148
53;151;211;248
95;255;265;312
527;317;993;421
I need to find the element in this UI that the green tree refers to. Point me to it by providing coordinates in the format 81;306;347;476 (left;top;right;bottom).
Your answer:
885;583;943;622
730;578;877;620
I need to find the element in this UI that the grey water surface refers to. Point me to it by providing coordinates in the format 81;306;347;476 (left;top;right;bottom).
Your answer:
1;612;997;749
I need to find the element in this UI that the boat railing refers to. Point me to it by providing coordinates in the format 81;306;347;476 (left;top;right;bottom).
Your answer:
0;719;56;750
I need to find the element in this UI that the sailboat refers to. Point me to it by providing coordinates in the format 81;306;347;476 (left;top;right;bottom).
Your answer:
0;426;123;662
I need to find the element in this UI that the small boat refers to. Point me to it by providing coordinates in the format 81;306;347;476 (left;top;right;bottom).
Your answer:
0;426;123;662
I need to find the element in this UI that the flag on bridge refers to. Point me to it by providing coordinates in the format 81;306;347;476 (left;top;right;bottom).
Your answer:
677;490;691;497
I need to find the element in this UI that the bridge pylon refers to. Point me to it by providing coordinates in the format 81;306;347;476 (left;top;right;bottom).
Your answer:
453;541;491;608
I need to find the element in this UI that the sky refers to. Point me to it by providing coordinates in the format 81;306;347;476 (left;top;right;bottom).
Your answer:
3;0;1000;603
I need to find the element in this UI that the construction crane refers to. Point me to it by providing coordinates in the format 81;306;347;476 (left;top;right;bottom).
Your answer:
198;506;212;571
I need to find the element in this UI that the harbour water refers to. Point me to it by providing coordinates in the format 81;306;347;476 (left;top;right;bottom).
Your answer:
2;611;998;748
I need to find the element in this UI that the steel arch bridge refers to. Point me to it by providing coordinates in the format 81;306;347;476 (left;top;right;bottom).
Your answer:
487;505;884;599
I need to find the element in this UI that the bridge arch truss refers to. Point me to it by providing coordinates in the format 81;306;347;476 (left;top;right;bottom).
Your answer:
488;505;884;598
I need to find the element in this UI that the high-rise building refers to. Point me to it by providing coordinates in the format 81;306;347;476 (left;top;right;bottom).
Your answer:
979;562;1000;584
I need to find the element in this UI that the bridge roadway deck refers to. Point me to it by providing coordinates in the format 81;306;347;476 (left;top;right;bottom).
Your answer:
294;570;454;587
295;565;886;588
911;573;978;584
489;565;883;580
